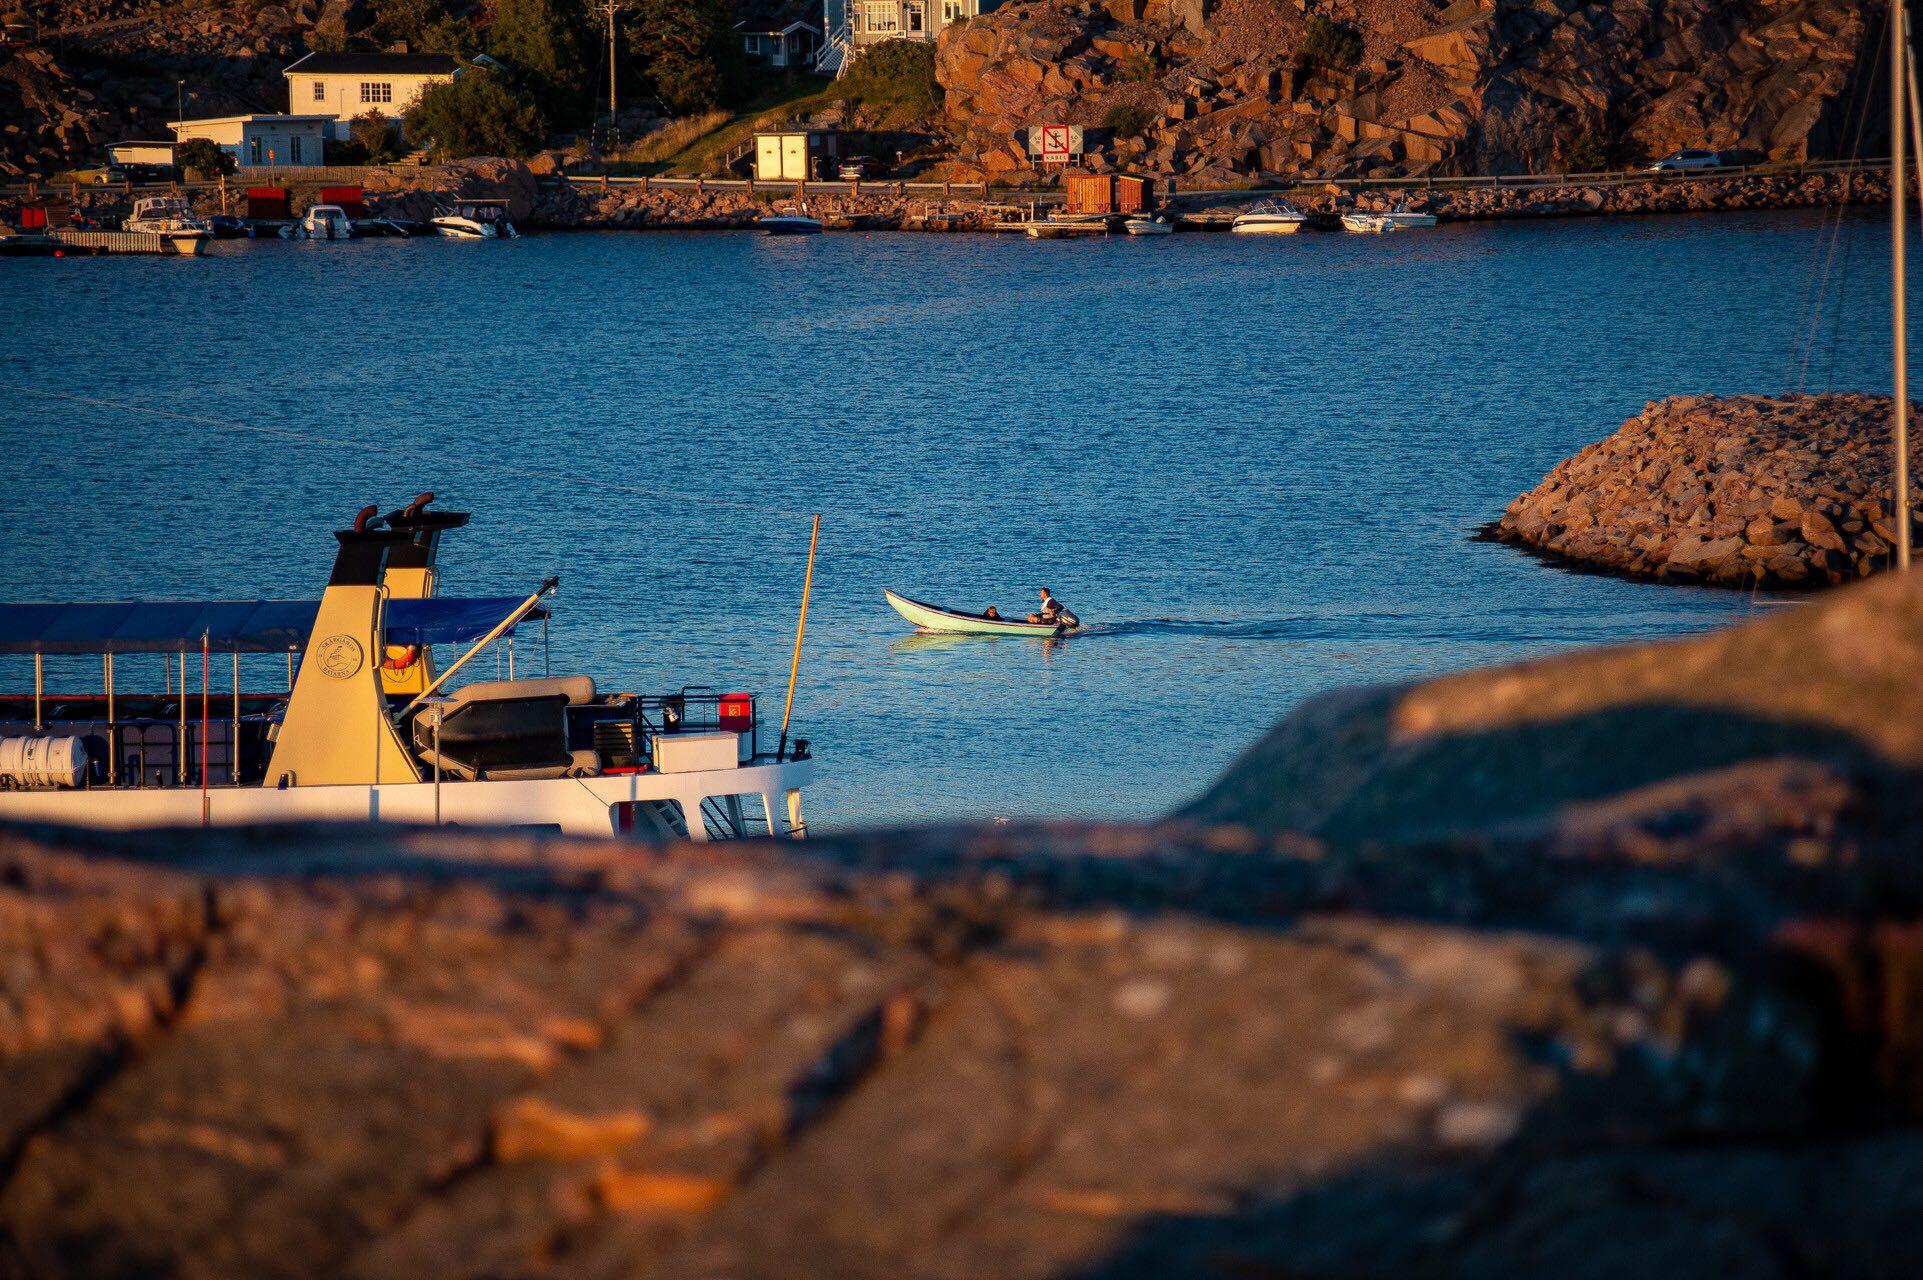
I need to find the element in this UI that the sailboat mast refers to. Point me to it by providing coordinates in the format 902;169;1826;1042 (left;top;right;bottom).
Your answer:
1896;0;1913;570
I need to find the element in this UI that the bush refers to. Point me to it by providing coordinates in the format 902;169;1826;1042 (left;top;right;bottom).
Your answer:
404;70;549;159
1117;50;1160;83
350;109;400;163
1563;129;1612;172
175;137;235;178
630;0;738;114
836;39;939;122
1101;102;1154;139
1295;16;1361;71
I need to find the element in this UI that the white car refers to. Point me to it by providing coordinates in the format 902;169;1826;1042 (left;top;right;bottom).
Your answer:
1647;149;1722;173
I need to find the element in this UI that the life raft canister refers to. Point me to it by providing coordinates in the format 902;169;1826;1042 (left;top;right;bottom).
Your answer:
381;644;422;673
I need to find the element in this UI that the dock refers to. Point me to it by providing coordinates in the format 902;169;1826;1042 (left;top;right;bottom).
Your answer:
50;228;207;256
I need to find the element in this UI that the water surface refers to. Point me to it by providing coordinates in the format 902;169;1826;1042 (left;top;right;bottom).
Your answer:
0;210;1907;827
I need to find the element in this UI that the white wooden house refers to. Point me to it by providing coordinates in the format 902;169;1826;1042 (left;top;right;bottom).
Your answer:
169;115;331;167
283;52;461;140
818;0;996;72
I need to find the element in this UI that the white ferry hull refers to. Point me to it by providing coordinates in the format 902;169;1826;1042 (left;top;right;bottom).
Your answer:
0;757;816;841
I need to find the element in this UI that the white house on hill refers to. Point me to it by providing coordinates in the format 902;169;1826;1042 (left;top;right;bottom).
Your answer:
817;0;998;72
283;51;461;139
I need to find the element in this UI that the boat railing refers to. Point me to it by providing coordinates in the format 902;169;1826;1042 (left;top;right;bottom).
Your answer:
565;688;803;773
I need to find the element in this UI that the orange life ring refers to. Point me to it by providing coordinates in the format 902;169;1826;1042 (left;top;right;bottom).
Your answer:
381;644;422;673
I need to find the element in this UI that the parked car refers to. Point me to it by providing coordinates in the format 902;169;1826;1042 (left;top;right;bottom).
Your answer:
87;162;174;185
837;155;878;181
1646;149;1722;173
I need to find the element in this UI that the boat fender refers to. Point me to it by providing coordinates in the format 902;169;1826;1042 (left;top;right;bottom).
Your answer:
382;644;422;672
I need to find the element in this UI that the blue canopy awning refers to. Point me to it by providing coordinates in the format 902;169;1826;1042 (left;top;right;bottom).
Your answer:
0;597;548;655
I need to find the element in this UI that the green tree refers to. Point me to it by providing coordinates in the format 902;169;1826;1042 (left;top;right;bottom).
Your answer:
486;0;590;115
175;137;236;177
1294;16;1361;71
405;69;550;157
1100;101;1153;139
629;0;737;114
370;0;483;53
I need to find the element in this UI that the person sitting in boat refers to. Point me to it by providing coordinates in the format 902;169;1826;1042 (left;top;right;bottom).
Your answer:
982;606;1003;620
1027;588;1078;628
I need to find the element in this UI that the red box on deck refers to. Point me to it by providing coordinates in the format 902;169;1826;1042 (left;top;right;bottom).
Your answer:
717;694;754;734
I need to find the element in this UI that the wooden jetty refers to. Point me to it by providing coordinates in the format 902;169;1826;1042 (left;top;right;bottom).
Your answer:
51;228;208;256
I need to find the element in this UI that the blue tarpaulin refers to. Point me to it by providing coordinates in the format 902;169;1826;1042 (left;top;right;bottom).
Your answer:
0;597;546;655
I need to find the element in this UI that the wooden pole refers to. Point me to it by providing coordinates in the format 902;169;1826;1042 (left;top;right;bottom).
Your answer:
778;515;821;762
200;634;210;827
1896;0;1912;570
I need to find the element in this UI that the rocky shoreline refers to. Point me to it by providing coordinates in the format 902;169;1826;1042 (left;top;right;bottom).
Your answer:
6;159;1899;236
9;569;1923;1277
1489;393;1922;590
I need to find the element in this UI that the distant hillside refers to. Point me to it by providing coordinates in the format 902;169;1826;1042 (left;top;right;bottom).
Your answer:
935;0;1877;182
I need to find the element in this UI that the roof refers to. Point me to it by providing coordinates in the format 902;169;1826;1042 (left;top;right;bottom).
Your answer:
0;597;547;655
171;114;335;128
735;17;820;33
731;0;817;34
283;52;462;76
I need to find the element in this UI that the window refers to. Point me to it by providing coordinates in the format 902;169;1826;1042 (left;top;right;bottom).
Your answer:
906;1;923;30
290;135;302;163
744;33;760;52
861;1;896;31
941;0;965;21
249;136;261;164
311;80;324;101
360;81;392;104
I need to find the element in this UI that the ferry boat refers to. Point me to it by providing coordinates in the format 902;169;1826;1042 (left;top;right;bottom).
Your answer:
0;497;816;842
122;196;212;253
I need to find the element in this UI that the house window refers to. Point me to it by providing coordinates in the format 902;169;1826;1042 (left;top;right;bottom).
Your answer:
360;81;392;104
249;136;261;164
744;33;760;52
941;0;965;21
311;80;324;101
290;135;302;163
861;1;896;31
906;1;923;30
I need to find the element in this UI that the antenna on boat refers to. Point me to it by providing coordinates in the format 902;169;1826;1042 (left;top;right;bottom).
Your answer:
1896;0;1913;570
778;515;821;763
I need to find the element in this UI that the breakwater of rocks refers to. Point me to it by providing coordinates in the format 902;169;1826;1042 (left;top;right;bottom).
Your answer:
1489;393;1922;590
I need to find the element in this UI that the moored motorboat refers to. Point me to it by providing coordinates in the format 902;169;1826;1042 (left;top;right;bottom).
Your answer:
1230;200;1308;234
1380;205;1438;228
123;196;211;254
884;589;1078;636
1122;213;1176;236
1341;211;1393;233
0;497;819;841
760;208;823;235
432;199;518;239
1025;217;1107;239
282;204;354;240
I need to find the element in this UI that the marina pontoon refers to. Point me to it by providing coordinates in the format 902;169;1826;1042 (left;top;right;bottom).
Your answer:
0;498;816;841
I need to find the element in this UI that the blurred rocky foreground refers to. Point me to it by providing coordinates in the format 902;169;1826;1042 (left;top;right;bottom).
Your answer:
9;572;1923;1279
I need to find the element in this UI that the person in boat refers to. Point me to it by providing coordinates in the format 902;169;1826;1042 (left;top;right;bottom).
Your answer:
1027;588;1078;628
983;606;1003;620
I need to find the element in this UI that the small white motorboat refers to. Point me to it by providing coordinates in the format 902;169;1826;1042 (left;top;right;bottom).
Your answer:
1341;211;1393;233
884;590;1079;637
282;204;354;240
1122;213;1176;236
1345;204;1438;232
1230;199;1309;234
1381;206;1438;228
1024;216;1107;239
432;199;518;239
759;208;823;235
122;196;211;254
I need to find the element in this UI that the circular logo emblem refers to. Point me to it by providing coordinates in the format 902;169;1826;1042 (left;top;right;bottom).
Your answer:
315;634;364;680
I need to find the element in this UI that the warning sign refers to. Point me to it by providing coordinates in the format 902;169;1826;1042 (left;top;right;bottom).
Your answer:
1027;124;1085;164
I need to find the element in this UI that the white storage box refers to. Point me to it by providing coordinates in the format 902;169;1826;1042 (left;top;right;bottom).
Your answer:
652;730;743;774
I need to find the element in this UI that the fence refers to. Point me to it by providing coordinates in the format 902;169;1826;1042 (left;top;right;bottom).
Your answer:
549;173;993;199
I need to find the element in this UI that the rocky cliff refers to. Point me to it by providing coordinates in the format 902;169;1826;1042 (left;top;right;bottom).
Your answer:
935;0;1877;182
11;571;1923;1277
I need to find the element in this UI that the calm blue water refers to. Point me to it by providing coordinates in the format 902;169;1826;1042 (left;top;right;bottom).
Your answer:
0;210;1907;828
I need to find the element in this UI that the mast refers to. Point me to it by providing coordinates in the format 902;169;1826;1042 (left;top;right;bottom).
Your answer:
1896;0;1912;570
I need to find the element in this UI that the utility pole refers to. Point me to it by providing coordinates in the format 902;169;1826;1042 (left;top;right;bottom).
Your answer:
597;0;621;144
